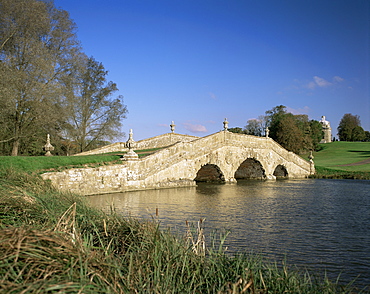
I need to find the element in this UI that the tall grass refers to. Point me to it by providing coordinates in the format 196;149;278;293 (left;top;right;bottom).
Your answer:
0;169;366;293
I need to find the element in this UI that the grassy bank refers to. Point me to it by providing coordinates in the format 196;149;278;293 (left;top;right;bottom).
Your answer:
0;148;161;174
0;169;363;293
307;142;370;179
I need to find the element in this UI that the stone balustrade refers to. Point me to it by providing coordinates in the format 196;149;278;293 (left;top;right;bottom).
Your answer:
41;131;313;195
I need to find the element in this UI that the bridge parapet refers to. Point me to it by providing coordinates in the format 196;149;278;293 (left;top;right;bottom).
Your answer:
42;131;314;195
74;133;199;156
131;131;312;181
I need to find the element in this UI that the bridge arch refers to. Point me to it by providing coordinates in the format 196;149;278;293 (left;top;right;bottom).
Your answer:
234;158;266;180
273;164;288;178
194;164;225;183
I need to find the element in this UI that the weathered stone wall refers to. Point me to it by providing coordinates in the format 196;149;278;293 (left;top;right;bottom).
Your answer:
74;133;199;156
41;131;314;195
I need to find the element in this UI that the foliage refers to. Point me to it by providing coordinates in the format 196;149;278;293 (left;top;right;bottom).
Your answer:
244;117;265;136
352;125;366;141
0;0;127;156
275;114;305;154
0;169;361;293
64;57;127;153
265;105;287;139
264;105;323;153
227;127;245;134
231;106;325;154
365;131;370;142
337;113;362;141
0;0;81;156
309;119;324;150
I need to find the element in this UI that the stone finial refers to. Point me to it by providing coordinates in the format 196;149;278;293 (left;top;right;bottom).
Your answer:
308;150;314;163
265;127;269;137
170;121;176;133
126;129;135;150
308;150;314;174
123;129;138;161
43;134;54;156
223;118;229;131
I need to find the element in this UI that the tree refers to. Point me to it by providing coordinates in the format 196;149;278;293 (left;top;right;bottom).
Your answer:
64;56;127;153
337;113;361;141
275;114;305;154
264;105;323;153
244;118;264;136
265;105;287;139
0;0;81;155
364;131;370;142
309;120;324;151
228;127;244;134
351;126;365;141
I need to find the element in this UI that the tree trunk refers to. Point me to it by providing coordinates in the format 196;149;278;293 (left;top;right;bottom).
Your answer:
11;138;19;156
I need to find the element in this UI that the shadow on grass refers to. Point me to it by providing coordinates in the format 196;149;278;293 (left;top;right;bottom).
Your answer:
348;150;370;158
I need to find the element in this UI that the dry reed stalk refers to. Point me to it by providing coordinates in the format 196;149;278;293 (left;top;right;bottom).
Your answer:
217;268;268;294
185;218;206;256
54;202;81;246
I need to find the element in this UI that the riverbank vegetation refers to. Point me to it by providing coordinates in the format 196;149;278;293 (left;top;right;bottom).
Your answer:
1;169;364;293
308;141;370;179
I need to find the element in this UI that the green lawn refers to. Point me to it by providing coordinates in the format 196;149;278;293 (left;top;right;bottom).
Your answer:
310;141;370;172
0;148;162;174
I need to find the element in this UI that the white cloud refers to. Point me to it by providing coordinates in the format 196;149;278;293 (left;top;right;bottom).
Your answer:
313;76;332;87
283;75;346;95
209;92;217;100
183;122;207;133
286;106;311;115
306;81;317;90
302;75;344;89
333;76;344;83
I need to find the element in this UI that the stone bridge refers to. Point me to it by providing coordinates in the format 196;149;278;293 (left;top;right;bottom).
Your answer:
42;130;314;195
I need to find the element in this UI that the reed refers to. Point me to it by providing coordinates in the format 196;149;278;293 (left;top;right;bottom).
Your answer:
0;169;365;293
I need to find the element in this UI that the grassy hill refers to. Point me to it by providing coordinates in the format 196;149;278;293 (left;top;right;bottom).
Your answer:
307;141;370;179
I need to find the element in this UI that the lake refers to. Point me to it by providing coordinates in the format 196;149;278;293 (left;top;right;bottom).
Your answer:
87;179;370;289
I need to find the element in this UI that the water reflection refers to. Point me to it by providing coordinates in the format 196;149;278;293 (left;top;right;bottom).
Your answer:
87;179;370;289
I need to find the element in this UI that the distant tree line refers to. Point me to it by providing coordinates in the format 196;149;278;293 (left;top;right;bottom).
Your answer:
229;106;369;154
0;0;127;156
229;105;323;154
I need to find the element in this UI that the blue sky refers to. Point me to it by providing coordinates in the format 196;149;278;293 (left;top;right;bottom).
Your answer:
55;0;369;141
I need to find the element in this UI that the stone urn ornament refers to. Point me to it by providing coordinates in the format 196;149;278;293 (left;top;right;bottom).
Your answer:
122;129;139;161
170;121;176;133
43;134;54;156
223;118;229;131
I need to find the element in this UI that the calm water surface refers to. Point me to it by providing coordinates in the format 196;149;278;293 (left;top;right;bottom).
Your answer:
87;179;370;289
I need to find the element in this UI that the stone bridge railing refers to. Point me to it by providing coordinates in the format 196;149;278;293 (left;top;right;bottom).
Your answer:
137;131;311;179
74;133;199;156
41;131;313;195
